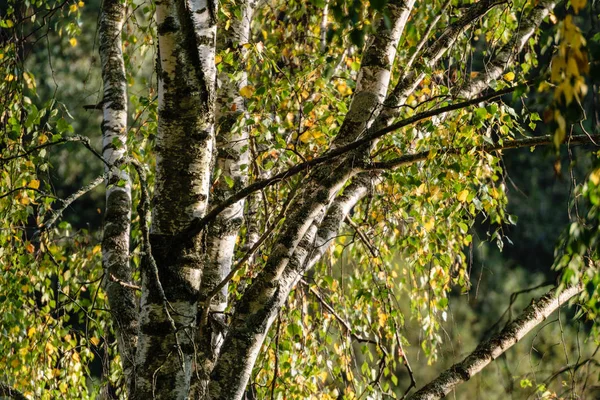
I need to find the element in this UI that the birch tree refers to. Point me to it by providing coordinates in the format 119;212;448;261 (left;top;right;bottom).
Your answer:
1;0;600;399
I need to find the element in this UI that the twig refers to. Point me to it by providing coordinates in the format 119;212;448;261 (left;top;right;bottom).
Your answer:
0;135;109;168
182;84;529;239
39;175;105;232
109;273;142;291
482;281;554;338
0;185;60;201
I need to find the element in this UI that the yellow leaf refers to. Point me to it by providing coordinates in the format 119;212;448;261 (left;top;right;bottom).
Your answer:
239;85;254;98
6;73;14;82
457;190;469;202
69;4;78;12
10;359;19;368
503;71;515;82
571;0;586;13
28;179;40;189
589;169;600;185
26;243;35;254
215;54;222;65
27;327;36;338
69;37;77;47
423;218;435;232
78;1;85;6
59;382;68;394
5;20;14;28
90;337;100;346
45;342;56;355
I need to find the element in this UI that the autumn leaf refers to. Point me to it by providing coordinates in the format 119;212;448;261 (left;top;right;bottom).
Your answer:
69;38;78;47
457;190;470;202
239;85;255;98
503;71;515;82
28;179;40;189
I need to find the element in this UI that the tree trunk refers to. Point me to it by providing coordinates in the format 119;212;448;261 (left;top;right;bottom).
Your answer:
98;0;138;392
132;0;217;398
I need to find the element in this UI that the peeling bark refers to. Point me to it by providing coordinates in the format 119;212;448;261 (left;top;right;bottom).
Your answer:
98;0;138;392
407;285;583;400
132;0;217;398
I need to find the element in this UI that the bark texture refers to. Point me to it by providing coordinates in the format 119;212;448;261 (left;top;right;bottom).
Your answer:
407;285;583;400
98;0;138;391
133;0;217;398
207;2;413;397
191;1;258;397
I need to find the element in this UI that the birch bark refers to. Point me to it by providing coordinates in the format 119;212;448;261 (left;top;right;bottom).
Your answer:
98;0;138;392
407;285;583;400
132;0;217;398
191;1;257;397
207;2;413;398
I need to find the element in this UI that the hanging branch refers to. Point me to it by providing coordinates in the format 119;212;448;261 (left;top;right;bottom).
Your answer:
406;284;583;400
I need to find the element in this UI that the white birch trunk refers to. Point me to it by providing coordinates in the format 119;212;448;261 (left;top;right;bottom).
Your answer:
191;1;257;397
98;0;138;393
132;0;217;398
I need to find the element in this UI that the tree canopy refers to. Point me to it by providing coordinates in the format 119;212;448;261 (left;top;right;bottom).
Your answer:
1;0;600;398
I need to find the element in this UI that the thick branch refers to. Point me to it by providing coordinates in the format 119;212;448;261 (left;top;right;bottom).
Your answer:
407;284;583;400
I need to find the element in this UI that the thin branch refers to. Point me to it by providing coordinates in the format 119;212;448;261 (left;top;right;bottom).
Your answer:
109;273;142;291
0;185;60;201
39;175;105;232
406;284;583;400
0;135;109;168
182;84;526;239
368;134;600;171
404;0;452;72
482;281;554;338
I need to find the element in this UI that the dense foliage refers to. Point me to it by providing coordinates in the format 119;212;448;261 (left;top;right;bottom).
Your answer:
1;0;600;398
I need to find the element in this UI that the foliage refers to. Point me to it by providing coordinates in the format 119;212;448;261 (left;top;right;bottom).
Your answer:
1;0;599;398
